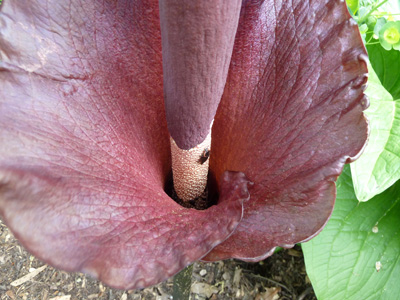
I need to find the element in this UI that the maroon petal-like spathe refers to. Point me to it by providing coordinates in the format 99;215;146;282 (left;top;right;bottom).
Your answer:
205;0;368;261
0;0;369;289
0;0;250;289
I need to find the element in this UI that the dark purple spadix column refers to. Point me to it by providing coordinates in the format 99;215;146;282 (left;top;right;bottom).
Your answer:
159;0;242;201
159;0;241;150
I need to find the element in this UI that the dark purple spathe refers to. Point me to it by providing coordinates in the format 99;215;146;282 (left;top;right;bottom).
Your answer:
0;0;368;290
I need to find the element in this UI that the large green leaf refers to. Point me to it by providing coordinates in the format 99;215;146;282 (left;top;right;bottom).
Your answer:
367;43;400;100
350;64;400;201
303;166;400;300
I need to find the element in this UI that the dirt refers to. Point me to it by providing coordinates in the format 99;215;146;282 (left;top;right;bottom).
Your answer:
0;220;316;300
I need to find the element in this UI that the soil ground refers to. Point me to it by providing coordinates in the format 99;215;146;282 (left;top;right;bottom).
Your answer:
0;220;316;300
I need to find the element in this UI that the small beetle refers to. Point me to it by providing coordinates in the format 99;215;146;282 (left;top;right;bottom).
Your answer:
198;148;210;164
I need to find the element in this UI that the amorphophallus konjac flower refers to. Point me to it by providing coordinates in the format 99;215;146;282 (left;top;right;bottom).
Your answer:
0;0;368;290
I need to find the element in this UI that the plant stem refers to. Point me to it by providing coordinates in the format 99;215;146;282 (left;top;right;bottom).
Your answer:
366;34;376;44
173;264;193;300
358;0;389;24
375;13;400;16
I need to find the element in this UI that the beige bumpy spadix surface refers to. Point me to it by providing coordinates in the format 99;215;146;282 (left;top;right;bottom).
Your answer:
170;129;212;201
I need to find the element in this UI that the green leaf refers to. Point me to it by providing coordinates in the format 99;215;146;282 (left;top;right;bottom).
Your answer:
350;63;400;201
347;0;359;14
367;41;400;99
303;166;400;300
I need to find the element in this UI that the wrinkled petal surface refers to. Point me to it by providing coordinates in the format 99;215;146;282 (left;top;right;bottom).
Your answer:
0;0;369;288
0;0;250;289
205;0;368;261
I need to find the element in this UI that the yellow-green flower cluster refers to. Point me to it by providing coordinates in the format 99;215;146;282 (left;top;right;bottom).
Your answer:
378;21;400;51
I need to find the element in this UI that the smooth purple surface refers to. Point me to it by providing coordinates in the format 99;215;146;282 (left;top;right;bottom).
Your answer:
0;0;368;289
160;0;242;149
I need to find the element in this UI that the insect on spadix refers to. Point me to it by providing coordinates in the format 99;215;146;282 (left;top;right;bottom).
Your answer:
198;148;210;164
